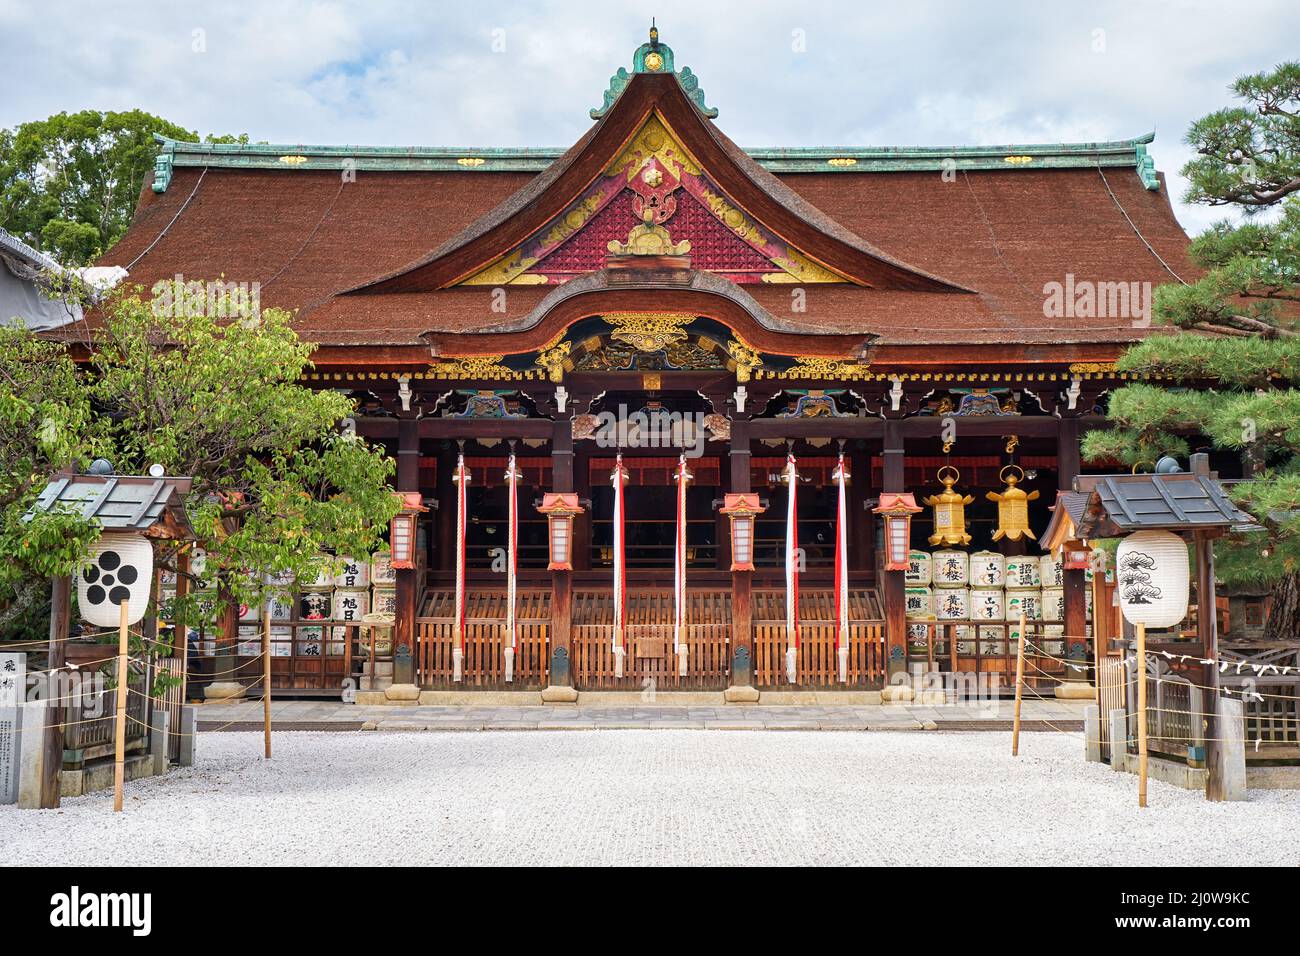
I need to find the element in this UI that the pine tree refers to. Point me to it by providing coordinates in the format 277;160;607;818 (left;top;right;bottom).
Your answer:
1082;62;1300;638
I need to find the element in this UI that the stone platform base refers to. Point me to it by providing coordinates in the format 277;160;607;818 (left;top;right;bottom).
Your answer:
203;681;247;701
540;685;579;703
723;685;760;703
1054;682;1096;700
60;753;157;798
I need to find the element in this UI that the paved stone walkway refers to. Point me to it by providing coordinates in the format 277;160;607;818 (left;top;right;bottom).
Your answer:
196;697;1089;732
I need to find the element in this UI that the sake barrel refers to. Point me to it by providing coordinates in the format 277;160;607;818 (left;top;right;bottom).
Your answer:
904;586;933;619
236;625;260;657
954;624;974;656
931;550;969;587
1042;624;1065;657
298;590;331;622
1041;587;1065;622
968;551;1004;588
978;624;1006;655
371;588;398;618
934;587;970;620
298;625;323;657
303;555;333;590
371;551;397;587
266;593;294;621
1039;553;1064;587
332;588;370;625
969;588;1004;621
1005;588;1043;621
270;626;293;658
238;599;260;623
334;556;370;590
907;622;931;657
1004;557;1042;589
263;567;296;588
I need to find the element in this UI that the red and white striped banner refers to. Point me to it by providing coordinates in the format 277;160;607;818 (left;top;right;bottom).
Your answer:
503;452;520;682
784;453;799;684
833;452;850;682
673;453;691;676
611;453;629;677
452;453;469;682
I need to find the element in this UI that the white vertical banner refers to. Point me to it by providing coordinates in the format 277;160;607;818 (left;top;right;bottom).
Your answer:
834;452;850;683
503;453;520;683
452;453;469;682
784;453;799;684
611;453;628;678
673;453;691;677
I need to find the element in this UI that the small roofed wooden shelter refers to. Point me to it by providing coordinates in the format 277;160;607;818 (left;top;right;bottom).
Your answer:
26;471;195;540
1075;454;1258;787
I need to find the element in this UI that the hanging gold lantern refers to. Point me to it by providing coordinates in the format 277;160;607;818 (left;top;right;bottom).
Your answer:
923;466;973;546
987;464;1039;542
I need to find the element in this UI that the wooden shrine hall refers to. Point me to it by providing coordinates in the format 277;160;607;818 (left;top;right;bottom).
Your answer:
92;26;1205;699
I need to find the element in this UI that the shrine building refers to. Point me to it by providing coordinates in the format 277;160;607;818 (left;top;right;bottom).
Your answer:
90;26;1205;700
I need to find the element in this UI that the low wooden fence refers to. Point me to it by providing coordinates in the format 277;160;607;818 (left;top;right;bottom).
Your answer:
418;590;550;688
571;590;731;690
63;659;149;766
1097;657;1128;761
752;589;886;688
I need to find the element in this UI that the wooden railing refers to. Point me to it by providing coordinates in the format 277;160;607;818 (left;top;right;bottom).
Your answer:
752;589;886;688
63;660;148;764
418;590;550;688
571;590;730;690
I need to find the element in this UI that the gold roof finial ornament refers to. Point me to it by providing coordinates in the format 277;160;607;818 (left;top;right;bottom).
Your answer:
923;465;973;547
987;464;1039;542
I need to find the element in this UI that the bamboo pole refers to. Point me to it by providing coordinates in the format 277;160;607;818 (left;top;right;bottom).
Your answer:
1136;620;1148;808
1011;611;1027;756
113;599;129;813
263;606;272;759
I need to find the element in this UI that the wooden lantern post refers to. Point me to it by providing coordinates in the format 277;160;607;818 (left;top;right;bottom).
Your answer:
113;599;130;813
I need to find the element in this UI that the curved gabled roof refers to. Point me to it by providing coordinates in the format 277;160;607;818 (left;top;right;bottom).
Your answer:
345;71;971;295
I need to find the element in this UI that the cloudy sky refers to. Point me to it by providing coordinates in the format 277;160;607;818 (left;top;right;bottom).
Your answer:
2;0;1296;234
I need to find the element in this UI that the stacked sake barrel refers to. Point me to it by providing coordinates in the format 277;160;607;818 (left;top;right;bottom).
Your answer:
903;550;934;657
968;551;1007;656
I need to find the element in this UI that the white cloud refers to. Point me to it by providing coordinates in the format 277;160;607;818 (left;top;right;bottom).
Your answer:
2;0;1296;234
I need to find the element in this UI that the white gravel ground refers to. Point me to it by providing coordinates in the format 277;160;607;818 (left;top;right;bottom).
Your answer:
3;731;1296;866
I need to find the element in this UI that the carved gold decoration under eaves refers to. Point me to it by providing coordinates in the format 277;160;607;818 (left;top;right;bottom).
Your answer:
534;336;573;383
773;355;872;381
763;249;845;284
726;338;764;383
1067;362;1119;375
605;311;694;352
429;355;523;380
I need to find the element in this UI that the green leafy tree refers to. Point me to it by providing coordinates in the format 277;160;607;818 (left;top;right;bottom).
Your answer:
1082;62;1300;638
0;110;246;264
2;280;400;656
0;327;103;640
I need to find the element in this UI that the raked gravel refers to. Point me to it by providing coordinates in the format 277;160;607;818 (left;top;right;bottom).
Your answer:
3;730;1296;866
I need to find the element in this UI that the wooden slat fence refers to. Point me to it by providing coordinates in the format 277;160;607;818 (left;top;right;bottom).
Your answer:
418;590;550;688
571;590;731;690
752;589;886;688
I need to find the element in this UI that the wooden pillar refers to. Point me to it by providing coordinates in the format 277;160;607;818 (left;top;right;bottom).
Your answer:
729;416;754;689
1057;417;1089;674
881;419;907;676
41;575;70;809
435;449;454;572
393;416;420;687
548;416;575;692
1197;530;1228;801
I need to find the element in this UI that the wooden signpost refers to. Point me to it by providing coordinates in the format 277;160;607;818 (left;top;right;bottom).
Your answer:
263;608;273;759
113;600;129;813
1136;621;1148;808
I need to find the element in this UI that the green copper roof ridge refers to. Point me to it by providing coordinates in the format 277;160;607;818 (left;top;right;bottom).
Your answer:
149;131;1161;191
589;24;717;119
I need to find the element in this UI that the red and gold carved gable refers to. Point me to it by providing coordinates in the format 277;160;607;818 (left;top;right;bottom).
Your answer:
458;113;849;287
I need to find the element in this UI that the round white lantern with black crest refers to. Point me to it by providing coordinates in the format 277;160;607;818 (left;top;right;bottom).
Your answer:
1115;530;1189;629
78;531;154;627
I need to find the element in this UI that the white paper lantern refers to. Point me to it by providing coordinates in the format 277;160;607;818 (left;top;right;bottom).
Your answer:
78;531;153;627
1116;530;1189;629
1039;553;1064;587
970;588;1004;621
1004;557;1041;590
969;551;1004;588
1041;587;1065;622
934;587;969;620
931;550;969;587
905;586;933;619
